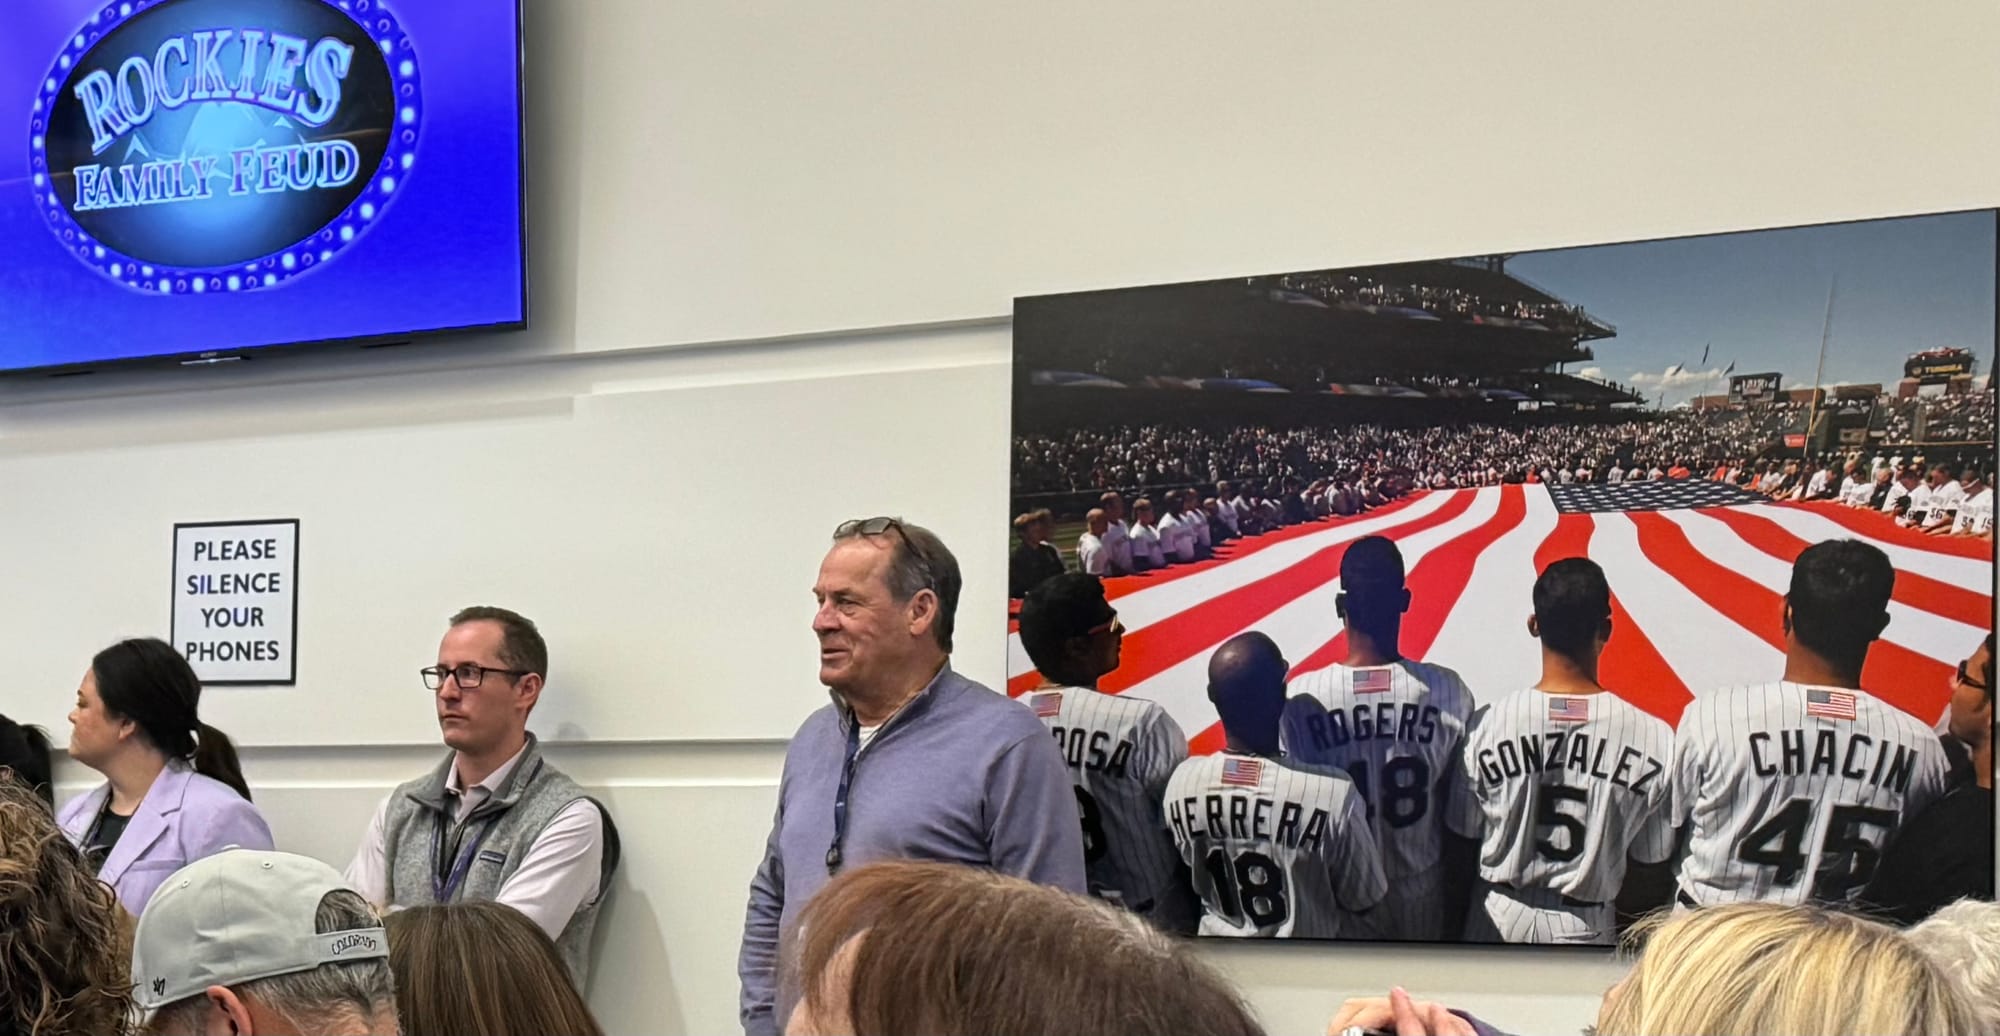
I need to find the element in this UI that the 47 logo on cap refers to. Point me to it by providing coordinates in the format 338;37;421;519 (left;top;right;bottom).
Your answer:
30;0;422;294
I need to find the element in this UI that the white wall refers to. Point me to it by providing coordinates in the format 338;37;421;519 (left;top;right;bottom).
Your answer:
10;0;1999;1032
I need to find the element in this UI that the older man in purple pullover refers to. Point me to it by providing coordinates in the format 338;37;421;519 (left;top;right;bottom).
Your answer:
737;517;1087;1036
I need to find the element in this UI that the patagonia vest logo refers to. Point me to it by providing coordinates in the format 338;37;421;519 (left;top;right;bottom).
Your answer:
31;0;420;293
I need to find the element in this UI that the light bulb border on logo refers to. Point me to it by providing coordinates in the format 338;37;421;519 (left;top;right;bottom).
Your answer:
29;0;421;295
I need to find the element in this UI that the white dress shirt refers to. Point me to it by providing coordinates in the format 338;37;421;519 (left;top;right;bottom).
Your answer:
346;740;606;941
1077;532;1109;575
1100;521;1134;574
1128;522;1167;568
1157;513;1197;562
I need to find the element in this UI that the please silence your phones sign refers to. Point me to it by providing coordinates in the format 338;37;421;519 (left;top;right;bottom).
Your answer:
171;519;300;685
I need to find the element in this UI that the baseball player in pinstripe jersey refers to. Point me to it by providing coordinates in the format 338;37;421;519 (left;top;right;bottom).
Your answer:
1018;574;1198;932
1671;539;1950;909
1446;558;1675;944
1279;536;1477;940
1166;632;1386;938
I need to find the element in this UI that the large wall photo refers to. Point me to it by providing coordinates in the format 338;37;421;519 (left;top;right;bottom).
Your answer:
1005;209;1997;946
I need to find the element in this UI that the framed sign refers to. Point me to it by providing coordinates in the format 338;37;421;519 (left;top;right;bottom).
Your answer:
171;519;300;685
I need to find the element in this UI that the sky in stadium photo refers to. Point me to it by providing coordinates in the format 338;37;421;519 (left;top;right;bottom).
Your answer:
1511;210;1995;406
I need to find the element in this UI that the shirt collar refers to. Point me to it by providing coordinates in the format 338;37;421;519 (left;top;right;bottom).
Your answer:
829;661;951;733
445;739;531;798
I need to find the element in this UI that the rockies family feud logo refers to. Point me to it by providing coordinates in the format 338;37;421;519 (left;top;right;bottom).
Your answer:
29;0;421;293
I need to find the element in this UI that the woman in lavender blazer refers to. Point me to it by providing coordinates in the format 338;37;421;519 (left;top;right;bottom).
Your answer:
56;638;273;915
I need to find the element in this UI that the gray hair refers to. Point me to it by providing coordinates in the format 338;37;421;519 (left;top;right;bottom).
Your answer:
832;518;962;652
149;890;396;1035
1910;899;2000;1032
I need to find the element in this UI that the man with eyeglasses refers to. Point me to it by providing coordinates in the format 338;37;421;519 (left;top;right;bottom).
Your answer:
343;605;620;986
1866;633;1996;924
737;517;1085;1036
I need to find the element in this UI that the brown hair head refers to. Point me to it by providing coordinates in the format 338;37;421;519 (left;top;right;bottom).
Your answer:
449;606;549;679
783;860;1264;1036
385;901;602;1036
0;780;135;1036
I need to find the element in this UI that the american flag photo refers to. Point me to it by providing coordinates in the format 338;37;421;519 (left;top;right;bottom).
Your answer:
1003;210;1995;945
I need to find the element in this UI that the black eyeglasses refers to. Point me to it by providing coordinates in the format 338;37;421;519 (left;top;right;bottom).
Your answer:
1956;660;1990;693
833;516;936;591
420;663;530;690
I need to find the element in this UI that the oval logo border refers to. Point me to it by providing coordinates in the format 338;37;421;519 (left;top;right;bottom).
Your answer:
28;0;422;295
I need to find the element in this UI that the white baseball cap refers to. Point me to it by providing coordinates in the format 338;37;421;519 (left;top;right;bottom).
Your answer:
131;849;389;1013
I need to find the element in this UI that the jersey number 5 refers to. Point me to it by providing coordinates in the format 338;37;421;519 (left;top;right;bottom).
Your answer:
1533;784;1588;862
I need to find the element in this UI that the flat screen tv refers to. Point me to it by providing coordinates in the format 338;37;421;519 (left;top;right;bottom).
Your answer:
0;0;526;375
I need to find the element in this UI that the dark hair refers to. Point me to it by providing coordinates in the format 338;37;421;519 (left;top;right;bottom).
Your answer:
91;639;250;801
1018;575;1112;679
386;902;602;1036
1533;558;1613;658
785;861;1264;1036
448;606;549;680
0;716;54;809
1339;535;1407;629
1786;540;1895;673
831;519;963;653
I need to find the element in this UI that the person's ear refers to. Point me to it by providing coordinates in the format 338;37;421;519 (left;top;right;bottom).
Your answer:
203;986;252;1035
906;588;939;639
1780;599;1794;639
1526;614;1540;639
1397;588;1412;615
516;672;543;714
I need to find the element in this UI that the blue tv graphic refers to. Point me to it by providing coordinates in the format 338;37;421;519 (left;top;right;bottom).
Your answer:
0;0;523;372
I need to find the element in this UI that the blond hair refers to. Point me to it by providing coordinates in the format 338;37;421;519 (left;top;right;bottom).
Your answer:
1598;903;1977;1036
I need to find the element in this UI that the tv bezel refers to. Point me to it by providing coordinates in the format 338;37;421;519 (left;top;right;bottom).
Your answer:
0;0;531;379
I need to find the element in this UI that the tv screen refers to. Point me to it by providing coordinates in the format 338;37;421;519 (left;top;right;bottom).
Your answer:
0;0;526;374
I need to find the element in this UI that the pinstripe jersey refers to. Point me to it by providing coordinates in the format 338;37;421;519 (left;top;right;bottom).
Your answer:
1446;689;1675;901
1029;687;1190;918
1280;661;1476;883
1164;751;1386;938
1671;681;1949;907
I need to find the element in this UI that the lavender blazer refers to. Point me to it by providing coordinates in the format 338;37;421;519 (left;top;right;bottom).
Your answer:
58;764;275;914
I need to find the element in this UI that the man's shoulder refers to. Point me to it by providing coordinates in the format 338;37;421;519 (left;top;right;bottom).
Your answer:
939;673;1044;735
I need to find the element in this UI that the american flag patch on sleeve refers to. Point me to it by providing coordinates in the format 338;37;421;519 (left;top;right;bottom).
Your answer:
1032;692;1063;718
1220;756;1264;787
1353;668;1394;694
1547;697;1589;723
1805;689;1857;720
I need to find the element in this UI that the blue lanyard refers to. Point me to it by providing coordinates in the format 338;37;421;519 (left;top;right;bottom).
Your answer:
429;758;540;901
825;718;862;874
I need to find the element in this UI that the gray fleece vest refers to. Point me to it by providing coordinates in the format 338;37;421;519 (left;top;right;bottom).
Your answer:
382;735;620;987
